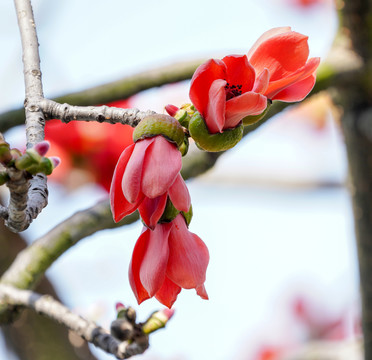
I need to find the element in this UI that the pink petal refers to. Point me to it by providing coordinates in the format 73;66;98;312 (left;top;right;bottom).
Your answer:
224;92;268;129
128;228;151;304
271;74;317;102
166;215;209;289
265;57;320;99
249;30;310;81
141;136;182;198
168;174;191;213
110;144;142;222
222;55;256;92
247;27;292;59
138;223;172;297
155;276;182;308
206;79;227;133
253;68;270;94
189;59;226;118
138;193;168;230
196;284;209;300
122;138;155;203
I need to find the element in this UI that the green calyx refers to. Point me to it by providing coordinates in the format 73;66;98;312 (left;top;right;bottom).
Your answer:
133;114;186;153
159;198;193;226
188;112;243;152
242;100;272;126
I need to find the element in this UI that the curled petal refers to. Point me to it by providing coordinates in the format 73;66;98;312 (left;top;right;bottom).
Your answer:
271;74;317;102
110;144;142;222
189;59;226;118
141;136;182;198
225;92;268;129
155;276;182;308
206;79;227;133
166;215;209;289
249;30;310;80
222;55;256;92
138;193;168;230
196;284;209;300
253;68;270;94
168;174;191;213
122;138;154;203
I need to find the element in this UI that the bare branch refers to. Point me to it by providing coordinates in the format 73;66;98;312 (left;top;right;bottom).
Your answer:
0;284;149;359
41;99;155;127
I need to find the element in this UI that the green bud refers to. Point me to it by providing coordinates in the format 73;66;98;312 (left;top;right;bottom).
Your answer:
242;100;272;126
174;109;190;128
178;134;189;156
39;157;54;175
0;143;11;164
15;153;38;171
133;114;186;150
0;171;9;185
188;112;243;152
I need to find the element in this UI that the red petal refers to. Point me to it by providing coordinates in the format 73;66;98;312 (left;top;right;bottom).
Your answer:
272;74;317;102
122;138;154;203
155;276;182;308
253;68;270;94
196;284;209;300
129;228;151;304
110;144;142;222
249;30;310;81
139;223;172;297
141;136;182;198
224;92;267;129
265;57;320;100
166;215;209;289
189;59;226;118
168;174;191;213
222;55;256;92
138;193;168;230
206;79;227;133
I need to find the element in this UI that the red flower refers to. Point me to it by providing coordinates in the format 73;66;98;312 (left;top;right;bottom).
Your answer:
248;27;320;102
189;55;268;134
129;214;209;308
110;135;190;229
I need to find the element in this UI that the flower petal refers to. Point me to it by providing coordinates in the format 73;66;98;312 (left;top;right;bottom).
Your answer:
196;284;209;300
206;79;227;133
189;59;226;118
271;74;317;102
247;27;292;59
141;136;182;198
265;57;320;100
224;92;268;129
249;30;310;81
155;276;182;308
222;55;256;93
253;68;270;94
110;144;142;222
168;174;191;213
166;215;209;289
122;138;155;203
138;193;168;230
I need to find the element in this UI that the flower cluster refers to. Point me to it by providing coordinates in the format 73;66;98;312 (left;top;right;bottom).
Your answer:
111;27;319;308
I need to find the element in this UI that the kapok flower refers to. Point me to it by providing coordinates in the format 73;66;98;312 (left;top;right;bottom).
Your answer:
189;55;268;134
248;27;320;102
129;214;209;308
110;135;190;229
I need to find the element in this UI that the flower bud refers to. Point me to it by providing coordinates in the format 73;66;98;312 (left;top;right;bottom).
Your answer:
34;140;50;156
142;308;175;335
0;171;9;185
189;112;243;152
110;319;134;341
133;114;186;151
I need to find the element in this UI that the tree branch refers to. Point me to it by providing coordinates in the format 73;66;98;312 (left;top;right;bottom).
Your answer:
0;284;149;359
41;99;155;127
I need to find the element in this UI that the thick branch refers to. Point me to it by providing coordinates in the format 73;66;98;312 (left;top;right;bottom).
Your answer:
0;284;148;359
41;99;155;127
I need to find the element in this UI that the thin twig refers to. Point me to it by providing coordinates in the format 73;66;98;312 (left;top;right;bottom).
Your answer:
0;284;149;359
41;99;155;127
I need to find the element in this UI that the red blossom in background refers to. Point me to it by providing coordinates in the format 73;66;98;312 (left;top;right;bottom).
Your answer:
110;135;190;229
248;27;320;102
189;55;268;134
129;214;209;308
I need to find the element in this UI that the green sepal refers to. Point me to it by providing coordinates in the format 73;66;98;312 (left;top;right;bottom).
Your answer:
39;157;53;175
188;112;243;152
159;197;180;223
242;100;272;126
181;205;193;226
179;135;189;157
0;143;11;164
133;114;185;150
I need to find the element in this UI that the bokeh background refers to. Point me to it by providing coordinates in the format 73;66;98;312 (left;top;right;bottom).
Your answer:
0;1;359;359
